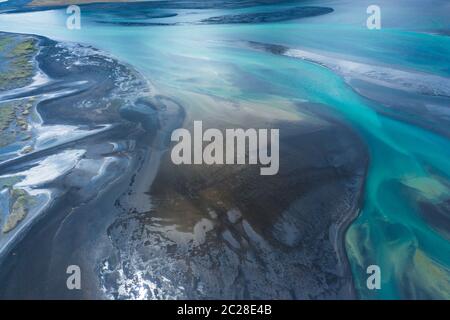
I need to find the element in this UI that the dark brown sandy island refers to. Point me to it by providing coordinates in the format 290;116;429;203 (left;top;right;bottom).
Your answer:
100;99;368;299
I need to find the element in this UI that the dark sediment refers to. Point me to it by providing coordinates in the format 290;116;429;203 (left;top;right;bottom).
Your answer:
201;6;333;24
91;5;333;27
100;102;368;299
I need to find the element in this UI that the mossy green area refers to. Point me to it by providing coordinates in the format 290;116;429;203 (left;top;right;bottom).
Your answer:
0;98;34;148
0;34;37;91
0;36;36;233
1;188;32;234
0;176;22;189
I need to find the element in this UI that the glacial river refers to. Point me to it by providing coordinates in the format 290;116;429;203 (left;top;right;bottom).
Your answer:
0;0;449;298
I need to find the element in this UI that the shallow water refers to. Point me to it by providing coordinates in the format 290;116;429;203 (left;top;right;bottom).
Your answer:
0;0;449;299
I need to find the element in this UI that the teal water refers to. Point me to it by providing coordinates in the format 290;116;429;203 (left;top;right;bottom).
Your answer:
1;0;449;299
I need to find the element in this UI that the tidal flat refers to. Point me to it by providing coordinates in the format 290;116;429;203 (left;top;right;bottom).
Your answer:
0;31;169;298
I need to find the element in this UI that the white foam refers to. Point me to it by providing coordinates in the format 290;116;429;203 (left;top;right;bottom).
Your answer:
34;123;110;149
1;149;85;188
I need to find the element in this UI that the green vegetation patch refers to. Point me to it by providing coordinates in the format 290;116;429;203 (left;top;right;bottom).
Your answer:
0;98;34;147
0;35;37;91
0;35;14;52
0;176;22;189
2;188;32;234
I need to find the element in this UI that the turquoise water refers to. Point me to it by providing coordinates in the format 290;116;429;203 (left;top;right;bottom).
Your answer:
1;0;449;299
